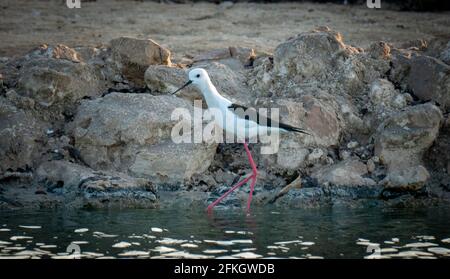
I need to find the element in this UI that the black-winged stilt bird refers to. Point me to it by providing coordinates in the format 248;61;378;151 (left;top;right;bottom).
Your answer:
172;68;309;213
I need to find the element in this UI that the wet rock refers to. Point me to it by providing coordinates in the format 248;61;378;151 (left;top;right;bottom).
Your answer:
375;103;443;190
129;141;217;186
423;115;450;192
70;93;217;185
16;56;104;122
276;143;309;170
36;160;158;209
390;51;450;111
312;159;375;187
381;166;430;191
110;37;171;86
0;98;46;172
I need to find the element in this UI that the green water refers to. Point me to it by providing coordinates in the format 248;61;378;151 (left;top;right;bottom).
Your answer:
0;205;449;259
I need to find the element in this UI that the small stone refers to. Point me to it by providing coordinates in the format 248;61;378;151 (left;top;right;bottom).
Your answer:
307;148;324;162
403;93;413;103
392;94;407;108
347;141;358;149
367;159;376;173
340;150;351;160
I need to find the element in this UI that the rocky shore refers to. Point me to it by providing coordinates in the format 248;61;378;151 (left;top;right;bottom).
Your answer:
1;26;449;210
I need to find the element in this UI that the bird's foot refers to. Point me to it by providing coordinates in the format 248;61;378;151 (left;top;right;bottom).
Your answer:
206;172;256;213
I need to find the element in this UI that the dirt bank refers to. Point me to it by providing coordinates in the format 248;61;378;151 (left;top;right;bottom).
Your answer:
1;0;450;61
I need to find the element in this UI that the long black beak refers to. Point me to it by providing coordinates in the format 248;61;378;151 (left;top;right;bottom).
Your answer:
171;80;192;95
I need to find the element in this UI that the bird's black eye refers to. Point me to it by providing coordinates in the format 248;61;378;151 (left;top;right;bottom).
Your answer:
196;74;200;78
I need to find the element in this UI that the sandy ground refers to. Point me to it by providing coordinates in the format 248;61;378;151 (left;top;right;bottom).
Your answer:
1;0;450;61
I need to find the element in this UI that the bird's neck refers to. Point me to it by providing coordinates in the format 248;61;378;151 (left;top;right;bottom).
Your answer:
199;80;228;108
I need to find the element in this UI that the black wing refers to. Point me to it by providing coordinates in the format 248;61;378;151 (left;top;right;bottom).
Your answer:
228;103;310;135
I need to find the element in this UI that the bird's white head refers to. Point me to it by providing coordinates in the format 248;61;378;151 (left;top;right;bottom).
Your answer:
171;68;210;95
188;68;210;86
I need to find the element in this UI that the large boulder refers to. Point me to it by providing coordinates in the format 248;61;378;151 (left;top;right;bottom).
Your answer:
312;158;375;187
258;93;343;148
70;93;217;185
0;98;47;173
273;26;354;81
110;37;171;86
374;103;443;190
257;26;390;98
129;141;216;185
390;51;450;111
16;56;104;122
246;28;391;137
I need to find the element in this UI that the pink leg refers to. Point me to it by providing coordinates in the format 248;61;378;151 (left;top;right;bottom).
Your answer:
207;175;252;212
243;142;258;212
207;142;258;212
